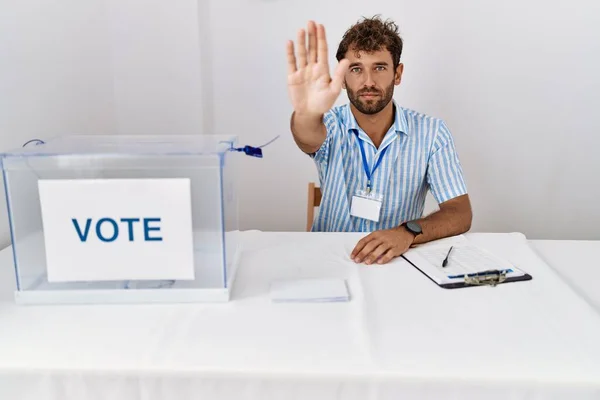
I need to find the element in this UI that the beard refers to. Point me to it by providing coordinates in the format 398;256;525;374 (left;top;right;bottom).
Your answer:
346;80;395;115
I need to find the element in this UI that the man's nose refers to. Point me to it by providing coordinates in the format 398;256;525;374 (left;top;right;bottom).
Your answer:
363;73;375;87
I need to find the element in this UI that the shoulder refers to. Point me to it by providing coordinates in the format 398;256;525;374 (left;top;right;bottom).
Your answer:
397;105;456;146
308;104;350;161
323;103;352;131
398;106;447;134
325;103;350;119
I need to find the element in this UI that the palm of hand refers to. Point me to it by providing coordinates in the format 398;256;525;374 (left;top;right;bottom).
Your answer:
288;64;336;115
287;21;349;116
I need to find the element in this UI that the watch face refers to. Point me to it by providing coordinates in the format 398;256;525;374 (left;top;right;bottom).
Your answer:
407;221;422;234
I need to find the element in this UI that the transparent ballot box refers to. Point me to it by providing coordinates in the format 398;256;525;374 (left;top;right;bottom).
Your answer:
0;135;241;304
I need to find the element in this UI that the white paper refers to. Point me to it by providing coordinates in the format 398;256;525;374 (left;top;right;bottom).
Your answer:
350;195;382;222
403;236;526;285
38;178;195;282
270;278;350;303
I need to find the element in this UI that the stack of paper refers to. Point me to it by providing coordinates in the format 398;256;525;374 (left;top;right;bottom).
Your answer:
269;278;350;303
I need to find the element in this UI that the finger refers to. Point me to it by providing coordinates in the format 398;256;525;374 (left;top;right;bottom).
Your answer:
352;231;381;258
296;28;307;68
317;24;328;66
355;239;382;263
307;21;317;64
286;41;297;74
377;249;398;265
351;233;375;259
365;243;390;265
331;59;350;92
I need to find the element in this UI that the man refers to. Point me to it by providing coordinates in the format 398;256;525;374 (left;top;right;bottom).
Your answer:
286;16;472;265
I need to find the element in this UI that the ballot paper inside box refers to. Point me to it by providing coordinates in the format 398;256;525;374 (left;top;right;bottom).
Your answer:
0;135;241;305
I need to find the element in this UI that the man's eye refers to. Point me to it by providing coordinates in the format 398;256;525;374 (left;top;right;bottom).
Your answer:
376;66;386;71
351;67;361;73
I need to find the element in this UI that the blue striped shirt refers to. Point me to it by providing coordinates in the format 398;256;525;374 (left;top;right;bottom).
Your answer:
310;101;467;232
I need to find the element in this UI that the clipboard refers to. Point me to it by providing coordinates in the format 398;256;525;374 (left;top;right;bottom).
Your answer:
401;237;533;289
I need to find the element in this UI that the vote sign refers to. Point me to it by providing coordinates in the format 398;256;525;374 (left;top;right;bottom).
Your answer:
38;178;195;283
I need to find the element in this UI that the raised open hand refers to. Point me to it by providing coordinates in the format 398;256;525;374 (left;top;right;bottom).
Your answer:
287;21;350;117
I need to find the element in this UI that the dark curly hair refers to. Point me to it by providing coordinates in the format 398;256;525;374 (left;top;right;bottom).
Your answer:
336;16;403;68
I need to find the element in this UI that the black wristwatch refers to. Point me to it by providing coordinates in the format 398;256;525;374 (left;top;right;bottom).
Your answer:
402;220;422;237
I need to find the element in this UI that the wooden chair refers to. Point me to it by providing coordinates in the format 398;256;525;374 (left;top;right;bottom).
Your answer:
306;182;322;231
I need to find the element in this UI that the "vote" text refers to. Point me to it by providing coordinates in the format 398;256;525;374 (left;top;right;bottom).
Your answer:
71;217;162;242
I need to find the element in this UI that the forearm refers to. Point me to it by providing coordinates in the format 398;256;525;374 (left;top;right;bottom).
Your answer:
410;195;472;245
290;111;327;154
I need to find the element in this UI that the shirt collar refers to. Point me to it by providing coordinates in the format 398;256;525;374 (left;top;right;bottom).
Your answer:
345;100;409;137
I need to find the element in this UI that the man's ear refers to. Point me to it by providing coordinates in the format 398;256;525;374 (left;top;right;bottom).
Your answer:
395;63;404;85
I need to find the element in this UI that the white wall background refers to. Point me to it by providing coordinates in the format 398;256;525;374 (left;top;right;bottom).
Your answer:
0;0;207;248
0;0;599;245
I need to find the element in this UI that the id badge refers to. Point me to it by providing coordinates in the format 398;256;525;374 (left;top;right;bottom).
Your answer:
350;190;383;222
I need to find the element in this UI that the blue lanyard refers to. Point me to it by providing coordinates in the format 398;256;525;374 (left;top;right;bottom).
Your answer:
356;137;388;193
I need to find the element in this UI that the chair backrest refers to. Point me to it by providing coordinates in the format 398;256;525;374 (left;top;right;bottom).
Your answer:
306;182;322;231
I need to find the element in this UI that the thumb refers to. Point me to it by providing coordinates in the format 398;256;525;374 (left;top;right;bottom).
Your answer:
330;59;349;93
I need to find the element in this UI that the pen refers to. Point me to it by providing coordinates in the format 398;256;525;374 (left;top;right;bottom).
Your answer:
442;246;453;267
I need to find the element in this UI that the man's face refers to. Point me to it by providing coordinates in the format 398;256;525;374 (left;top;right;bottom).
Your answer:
343;48;403;115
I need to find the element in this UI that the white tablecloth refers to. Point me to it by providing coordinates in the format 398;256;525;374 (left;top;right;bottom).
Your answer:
1;231;599;400
530;240;600;312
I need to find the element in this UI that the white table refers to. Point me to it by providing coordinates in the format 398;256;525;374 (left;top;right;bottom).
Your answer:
530;240;600;312
0;231;599;400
